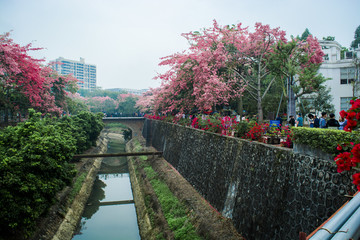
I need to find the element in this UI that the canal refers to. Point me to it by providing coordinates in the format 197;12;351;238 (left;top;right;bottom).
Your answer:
72;133;140;240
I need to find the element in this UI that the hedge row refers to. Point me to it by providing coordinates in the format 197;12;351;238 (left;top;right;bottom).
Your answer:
292;127;360;156
0;109;104;239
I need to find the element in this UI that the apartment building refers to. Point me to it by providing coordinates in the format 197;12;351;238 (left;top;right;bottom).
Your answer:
51;57;97;90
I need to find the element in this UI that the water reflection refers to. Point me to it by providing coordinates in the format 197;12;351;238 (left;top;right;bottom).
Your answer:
82;177;106;219
72;137;140;240
73;204;139;240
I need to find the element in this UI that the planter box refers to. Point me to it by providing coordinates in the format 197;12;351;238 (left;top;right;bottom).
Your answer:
265;136;281;144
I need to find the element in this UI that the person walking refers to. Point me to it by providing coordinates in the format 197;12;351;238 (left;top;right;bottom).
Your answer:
327;113;340;129
308;114;314;128
288;115;295;127
314;115;320;128
296;113;303;127
320;112;327;128
339;116;348;130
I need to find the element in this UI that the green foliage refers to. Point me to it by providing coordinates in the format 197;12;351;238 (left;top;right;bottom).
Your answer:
323;36;335;41
299;86;335;116
299;28;311;41
0;109;104;238
117;96;139;115
234;121;250;138
69;111;104;152
149;178;201;240
78;88;123;100
68;172;87;204
123;129;132;141
340;47;349;60
105;122;128;129
292;127;360;155
351;25;360;49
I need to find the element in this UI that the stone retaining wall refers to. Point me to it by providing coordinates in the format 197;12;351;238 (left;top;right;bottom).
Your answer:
143;119;356;240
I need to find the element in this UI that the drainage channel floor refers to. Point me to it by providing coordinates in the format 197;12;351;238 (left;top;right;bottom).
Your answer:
72;173;140;240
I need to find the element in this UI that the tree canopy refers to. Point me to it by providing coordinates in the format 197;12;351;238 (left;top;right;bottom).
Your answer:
0;33;78;121
351;25;360;49
151;20;325;122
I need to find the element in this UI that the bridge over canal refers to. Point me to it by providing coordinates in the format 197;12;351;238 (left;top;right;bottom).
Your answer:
102;117;145;137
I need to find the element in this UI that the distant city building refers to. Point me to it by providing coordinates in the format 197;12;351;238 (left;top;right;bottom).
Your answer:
107;88;148;95
50;57;97;90
317;40;360;117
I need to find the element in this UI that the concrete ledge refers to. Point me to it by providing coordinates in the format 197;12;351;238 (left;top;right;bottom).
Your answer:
126;138;153;239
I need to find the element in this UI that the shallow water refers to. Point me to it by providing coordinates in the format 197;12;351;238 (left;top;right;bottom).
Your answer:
72;135;140;240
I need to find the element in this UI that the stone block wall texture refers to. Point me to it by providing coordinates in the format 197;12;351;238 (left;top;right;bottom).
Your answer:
143;119;356;240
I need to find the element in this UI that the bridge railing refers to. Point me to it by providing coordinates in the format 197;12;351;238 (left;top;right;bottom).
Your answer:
103;117;145;120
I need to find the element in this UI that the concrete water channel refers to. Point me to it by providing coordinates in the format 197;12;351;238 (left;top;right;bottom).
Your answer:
72;133;140;240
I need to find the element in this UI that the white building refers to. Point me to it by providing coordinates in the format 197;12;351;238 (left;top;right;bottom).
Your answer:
318;40;360;117
50;57;97;90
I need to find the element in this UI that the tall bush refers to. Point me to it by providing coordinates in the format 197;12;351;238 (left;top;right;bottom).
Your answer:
0;109;104;238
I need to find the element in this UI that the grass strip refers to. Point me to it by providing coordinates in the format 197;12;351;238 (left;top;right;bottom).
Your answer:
67;172;87;204
68;172;87;204
141;157;202;239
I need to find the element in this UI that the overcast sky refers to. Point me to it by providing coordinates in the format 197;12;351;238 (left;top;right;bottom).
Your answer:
1;0;359;90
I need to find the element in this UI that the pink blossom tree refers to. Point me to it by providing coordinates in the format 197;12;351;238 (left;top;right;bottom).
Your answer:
136;88;158;112
153;21;325;123
154;21;288;122
154;21;249;115
0;33;78;121
221;22;287;122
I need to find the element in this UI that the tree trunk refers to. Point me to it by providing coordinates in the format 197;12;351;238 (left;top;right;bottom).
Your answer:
257;63;263;123
287;77;296;121
4;108;8;123
237;96;243;120
257;99;264;123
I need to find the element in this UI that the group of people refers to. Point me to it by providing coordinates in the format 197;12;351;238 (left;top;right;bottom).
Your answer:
288;112;347;130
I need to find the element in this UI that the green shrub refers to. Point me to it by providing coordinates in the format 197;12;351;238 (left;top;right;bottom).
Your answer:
68;172;87;204
292;127;360;155
0;109;104;238
72;111;104;151
234;121;250;138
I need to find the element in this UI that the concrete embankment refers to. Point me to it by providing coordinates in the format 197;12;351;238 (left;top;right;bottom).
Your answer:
126;137;154;239
51;131;108;240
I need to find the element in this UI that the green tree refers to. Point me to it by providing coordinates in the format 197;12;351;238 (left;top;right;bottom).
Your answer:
268;36;326;120
351;25;360;49
78;88;124;100
299;28;311;41
117;96;138;115
65;97;89;114
298;86;335;117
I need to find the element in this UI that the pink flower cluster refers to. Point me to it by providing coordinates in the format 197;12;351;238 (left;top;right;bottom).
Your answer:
145;114;166;121
191;116;238;136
